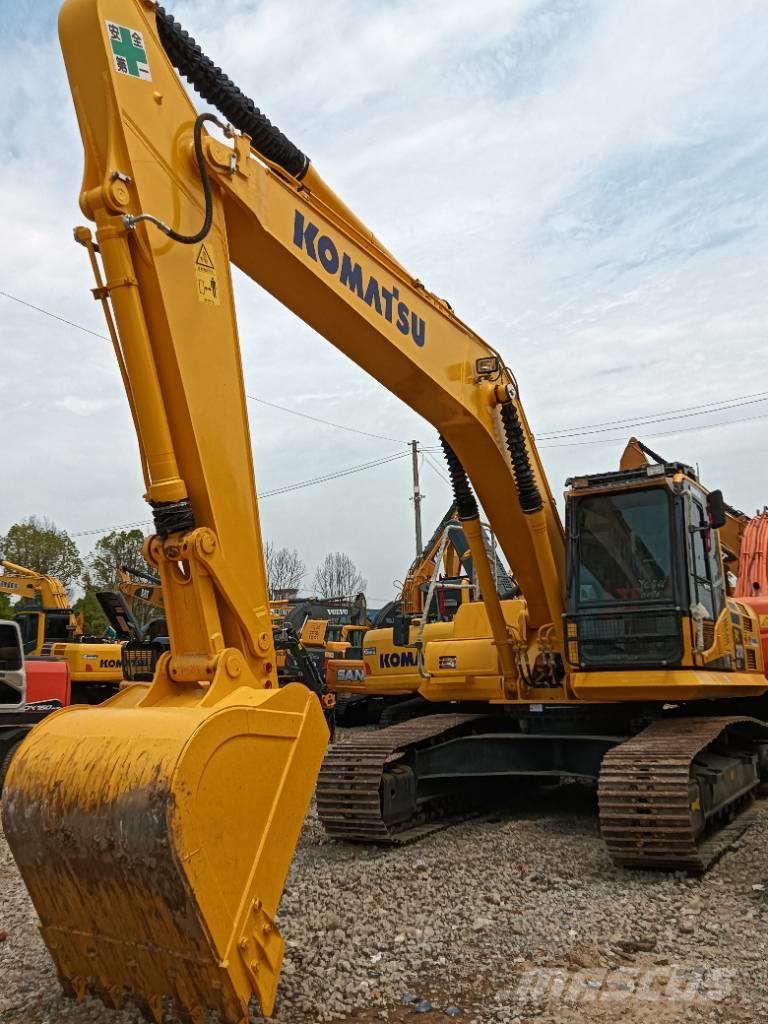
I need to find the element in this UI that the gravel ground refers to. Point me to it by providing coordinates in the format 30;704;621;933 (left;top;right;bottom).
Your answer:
2;730;768;1024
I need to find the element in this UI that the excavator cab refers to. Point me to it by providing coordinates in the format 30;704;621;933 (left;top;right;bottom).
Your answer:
564;461;760;682
14;608;74;655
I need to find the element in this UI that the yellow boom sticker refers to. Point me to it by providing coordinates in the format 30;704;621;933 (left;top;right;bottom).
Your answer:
195;243;220;305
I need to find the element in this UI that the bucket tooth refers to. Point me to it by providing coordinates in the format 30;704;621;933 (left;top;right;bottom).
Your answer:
2;682;328;1023
134;995;164;1024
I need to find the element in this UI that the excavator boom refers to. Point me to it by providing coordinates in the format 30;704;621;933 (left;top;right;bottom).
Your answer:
0;561;71;611
3;5;564;1016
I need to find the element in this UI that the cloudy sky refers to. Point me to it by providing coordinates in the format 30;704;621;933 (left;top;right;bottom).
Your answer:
1;0;766;603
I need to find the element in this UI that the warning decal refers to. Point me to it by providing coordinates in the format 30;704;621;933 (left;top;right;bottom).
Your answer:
106;22;152;81
195;243;220;305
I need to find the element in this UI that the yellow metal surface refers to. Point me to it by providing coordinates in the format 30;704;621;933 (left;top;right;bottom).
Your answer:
300;618;329;647
572;669;767;702
4;680;326;1021
49;640;124;684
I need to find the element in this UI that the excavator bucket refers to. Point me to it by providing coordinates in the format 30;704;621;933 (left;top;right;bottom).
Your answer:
2;682;328;1023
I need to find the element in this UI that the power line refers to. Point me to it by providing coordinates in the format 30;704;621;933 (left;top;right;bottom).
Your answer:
537;411;768;449
262;451;408;496
247;394;405;443
536;392;768;439
0;290;109;341
0;289;408;445
423;413;768;452
423;451;450;484
71;451;410;539
4;287;766;452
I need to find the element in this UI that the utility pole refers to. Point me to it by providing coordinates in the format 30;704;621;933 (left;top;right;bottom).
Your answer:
410;440;424;557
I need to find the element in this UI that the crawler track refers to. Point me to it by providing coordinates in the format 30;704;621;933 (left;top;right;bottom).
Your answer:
599;716;768;872
317;713;486;842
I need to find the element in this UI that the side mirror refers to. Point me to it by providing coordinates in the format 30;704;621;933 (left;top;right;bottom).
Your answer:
392;614;411;648
707;489;727;531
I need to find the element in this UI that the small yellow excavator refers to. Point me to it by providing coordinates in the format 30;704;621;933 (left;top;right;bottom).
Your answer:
0;560;123;689
328;504;516;724
116;563;165;612
4;5;768;1023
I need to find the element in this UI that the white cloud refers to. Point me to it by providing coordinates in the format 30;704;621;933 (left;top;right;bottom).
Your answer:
55;396;114;417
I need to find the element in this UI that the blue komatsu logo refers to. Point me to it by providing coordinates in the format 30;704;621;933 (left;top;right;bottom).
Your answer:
379;650;418;669
293;211;426;347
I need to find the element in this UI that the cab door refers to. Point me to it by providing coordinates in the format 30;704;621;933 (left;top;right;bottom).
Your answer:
0;619;25;709
686;492;725;638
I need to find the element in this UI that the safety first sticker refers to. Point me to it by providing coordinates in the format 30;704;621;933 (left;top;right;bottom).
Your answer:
106;22;152;81
195;243;220;305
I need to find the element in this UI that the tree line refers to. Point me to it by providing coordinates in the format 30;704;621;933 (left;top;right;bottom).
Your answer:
0;515;367;633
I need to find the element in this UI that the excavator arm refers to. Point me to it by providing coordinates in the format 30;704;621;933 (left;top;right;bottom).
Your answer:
0;561;71;611
4;3;567;1022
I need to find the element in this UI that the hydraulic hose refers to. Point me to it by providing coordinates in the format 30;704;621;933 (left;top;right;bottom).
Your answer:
123;112;219;243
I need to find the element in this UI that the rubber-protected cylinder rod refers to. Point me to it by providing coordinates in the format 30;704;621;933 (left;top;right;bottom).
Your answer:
157;8;412;274
499;397;564;645
440;438;517;686
499;400;542;514
440;437;479;520
156;5;310;180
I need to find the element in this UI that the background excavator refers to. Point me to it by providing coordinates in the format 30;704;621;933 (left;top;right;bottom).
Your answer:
329;504;517;725
116;563;165;613
3;4;768;1023
92;564;170;683
0;618;71;793
735;508;768;666
0;560;123;691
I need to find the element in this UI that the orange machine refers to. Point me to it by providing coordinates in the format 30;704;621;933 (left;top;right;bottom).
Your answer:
736;509;768;666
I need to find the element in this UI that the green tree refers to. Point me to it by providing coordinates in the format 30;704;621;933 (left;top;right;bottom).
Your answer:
0;592;14;621
73;587;108;636
0;516;83;590
88;529;148;589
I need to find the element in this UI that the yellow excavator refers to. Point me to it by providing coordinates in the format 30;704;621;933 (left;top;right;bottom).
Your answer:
116;563;165;612
328;504;516;724
0;560;124;689
4;4;768;1022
